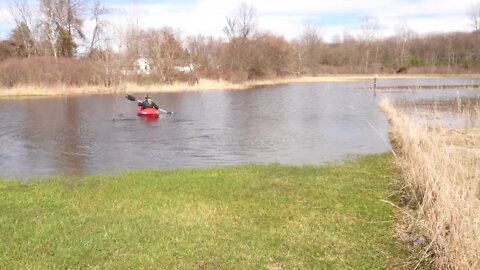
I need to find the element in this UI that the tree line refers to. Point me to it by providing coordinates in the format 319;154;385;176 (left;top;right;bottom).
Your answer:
1;1;480;87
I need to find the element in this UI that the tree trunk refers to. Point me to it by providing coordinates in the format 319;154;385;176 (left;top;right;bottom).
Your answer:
365;48;370;73
400;41;405;67
297;45;302;75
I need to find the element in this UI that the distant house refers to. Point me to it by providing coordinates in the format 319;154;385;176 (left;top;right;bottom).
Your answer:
174;63;195;74
135;58;153;74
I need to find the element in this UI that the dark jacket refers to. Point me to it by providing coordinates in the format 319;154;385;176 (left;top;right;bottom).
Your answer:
138;99;159;109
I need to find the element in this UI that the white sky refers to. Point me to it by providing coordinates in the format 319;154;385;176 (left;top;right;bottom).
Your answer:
0;0;478;44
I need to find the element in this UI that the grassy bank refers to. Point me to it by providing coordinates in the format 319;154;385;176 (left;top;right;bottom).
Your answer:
380;100;480;269
0;154;413;269
1;74;479;97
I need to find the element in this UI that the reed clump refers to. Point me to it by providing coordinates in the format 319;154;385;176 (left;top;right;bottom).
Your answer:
379;99;480;269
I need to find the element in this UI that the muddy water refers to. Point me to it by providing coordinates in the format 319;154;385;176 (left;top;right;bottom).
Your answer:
1;78;479;179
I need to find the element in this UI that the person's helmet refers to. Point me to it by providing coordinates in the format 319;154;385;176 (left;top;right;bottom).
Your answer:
145;94;150;99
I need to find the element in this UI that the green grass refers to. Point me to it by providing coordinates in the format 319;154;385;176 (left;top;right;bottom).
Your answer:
0;154;411;269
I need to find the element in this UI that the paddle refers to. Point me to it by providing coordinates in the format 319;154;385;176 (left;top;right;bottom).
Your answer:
125;94;137;102
125;94;174;114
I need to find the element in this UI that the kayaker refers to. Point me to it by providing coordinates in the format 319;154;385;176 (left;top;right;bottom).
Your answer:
138;94;159;109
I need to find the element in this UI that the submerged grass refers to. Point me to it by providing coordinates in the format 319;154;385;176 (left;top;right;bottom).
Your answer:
0;155;413;269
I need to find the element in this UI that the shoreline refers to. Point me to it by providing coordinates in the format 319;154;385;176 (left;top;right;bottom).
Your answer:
1;74;479;97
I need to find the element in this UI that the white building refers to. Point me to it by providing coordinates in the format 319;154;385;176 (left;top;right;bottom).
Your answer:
174;63;195;73
135;58;153;74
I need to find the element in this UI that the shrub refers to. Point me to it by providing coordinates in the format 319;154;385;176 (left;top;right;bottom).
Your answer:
405;55;425;67
0;56;107;87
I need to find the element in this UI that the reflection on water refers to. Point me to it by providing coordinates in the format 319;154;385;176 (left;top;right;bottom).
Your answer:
0;78;479;179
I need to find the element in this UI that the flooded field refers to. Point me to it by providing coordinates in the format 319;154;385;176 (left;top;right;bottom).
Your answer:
1;78;479;179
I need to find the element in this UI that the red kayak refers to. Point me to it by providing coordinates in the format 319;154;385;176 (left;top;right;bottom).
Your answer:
137;107;159;117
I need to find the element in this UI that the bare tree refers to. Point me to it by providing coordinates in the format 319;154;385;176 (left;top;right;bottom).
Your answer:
292;39;305;75
63;0;85;55
360;16;379;43
470;3;480;31
223;2;257;40
8;0;36;57
89;0;108;53
394;22;415;67
120;3;142;65
222;2;258;81
135;27;186;82
159;27;185;75
223;17;237;41
40;0;59;57
446;35;455;72
186;35;218;66
254;32;293;77
39;0;84;57
0;1;8;32
360;16;380;72
300;24;322;74
185;34;222;79
236;2;257;39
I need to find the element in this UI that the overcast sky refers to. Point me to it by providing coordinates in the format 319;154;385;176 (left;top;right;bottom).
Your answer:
0;0;478;43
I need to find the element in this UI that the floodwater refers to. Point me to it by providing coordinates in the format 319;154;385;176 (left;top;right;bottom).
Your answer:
1;78;479;179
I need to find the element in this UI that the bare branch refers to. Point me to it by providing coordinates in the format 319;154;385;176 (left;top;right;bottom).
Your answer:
360;16;379;44
8;0;37;56
89;0;109;52
38;0;85;57
223;2;257;40
237;2;257;39
470;3;480;31
222;17;237;41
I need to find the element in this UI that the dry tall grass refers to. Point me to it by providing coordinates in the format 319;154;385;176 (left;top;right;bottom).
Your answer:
0;76;372;97
379;99;480;269
0;79;243;97
0;57;107;87
5;75;480;97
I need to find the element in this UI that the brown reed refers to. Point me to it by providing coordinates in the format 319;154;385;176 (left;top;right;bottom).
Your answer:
379;99;480;269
